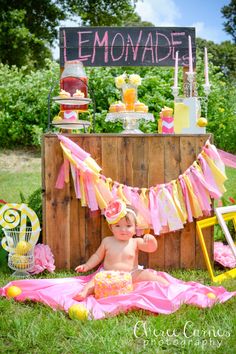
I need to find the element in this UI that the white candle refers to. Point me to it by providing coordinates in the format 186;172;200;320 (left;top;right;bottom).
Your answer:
174;51;179;88
188;35;193;73
204;47;209;85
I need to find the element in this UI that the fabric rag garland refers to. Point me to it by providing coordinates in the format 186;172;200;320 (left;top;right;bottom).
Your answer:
55;135;232;235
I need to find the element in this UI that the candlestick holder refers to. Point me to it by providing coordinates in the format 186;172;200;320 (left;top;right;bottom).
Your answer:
203;83;211;96
171;86;179;100
185;71;196;98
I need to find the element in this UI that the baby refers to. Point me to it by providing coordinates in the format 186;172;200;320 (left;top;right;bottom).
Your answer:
74;199;168;301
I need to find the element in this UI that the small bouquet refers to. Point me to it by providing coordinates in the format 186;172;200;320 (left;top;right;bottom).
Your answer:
115;73;142;89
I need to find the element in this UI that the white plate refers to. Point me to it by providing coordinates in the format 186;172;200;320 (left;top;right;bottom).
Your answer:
52;120;91;130
52;97;91;105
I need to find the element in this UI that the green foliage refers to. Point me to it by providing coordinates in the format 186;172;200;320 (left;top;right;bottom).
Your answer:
196;38;236;80
221;0;236;43
0;60;59;147
75;0;137;26
0;57;236;152
0;1;138;68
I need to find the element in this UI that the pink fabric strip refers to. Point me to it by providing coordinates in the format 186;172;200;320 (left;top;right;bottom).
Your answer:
55;163;65;189
217;149;236;169
149;189;162;235
188;170;211;215
196;157;222;199
178;176;193;222
96;179;113;204
75;169;81;199
58;135;90;161
191;164;221;199
198;154;220;193
130;190;152;225
84;173;99;211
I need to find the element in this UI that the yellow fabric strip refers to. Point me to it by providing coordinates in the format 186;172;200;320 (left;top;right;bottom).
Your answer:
183;174;203;218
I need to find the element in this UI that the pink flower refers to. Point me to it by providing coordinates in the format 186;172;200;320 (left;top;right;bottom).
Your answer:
214;242;236;268
29;244;56;275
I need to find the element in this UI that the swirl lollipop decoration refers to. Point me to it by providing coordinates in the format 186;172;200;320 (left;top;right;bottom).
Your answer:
0;203;41;277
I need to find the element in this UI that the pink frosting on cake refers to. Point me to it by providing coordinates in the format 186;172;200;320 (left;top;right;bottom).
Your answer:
94;271;133;299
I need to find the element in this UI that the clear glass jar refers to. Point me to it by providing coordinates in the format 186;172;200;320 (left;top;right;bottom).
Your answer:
60;60;88;111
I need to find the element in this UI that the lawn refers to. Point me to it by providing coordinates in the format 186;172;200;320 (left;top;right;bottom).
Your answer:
0;149;236;353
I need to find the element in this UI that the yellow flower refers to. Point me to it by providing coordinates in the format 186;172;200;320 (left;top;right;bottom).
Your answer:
115;74;126;88
128;74;142;86
218;108;225;113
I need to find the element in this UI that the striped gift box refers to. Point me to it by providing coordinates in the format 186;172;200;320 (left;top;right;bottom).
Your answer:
161;116;174;134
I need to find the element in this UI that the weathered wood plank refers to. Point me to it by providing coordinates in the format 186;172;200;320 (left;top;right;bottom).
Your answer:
43;135;70;269
195;135;212;269
179;136;197;269
164;136;181;269
147;136;165;269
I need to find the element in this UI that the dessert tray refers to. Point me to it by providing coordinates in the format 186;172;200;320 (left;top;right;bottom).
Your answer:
52;120;91;130
106;112;154;122
52;97;91;105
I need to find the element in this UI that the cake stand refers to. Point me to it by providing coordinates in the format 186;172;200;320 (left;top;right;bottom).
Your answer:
52;97;92;131
105;112;155;134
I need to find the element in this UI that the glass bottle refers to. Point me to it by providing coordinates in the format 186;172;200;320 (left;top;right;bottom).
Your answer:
60;60;88;111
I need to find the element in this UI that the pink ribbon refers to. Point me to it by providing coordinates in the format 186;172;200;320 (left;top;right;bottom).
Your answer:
57;134;90;161
149;188;162;235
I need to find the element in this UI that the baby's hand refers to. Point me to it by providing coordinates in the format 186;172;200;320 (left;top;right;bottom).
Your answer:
143;234;155;243
75;264;89;273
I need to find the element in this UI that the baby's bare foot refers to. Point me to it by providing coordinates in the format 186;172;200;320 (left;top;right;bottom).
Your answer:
73;292;86;301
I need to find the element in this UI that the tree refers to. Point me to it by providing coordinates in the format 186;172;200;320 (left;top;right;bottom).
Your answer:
0;0;138;69
221;0;236;43
68;0;138;26
196;38;236;80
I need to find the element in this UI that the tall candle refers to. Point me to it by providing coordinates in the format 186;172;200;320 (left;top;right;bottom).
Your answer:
174;51;179;88
204;47;209;85
188;35;193;73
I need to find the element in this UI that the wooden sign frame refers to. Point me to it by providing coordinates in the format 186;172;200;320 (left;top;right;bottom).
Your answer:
59;26;196;68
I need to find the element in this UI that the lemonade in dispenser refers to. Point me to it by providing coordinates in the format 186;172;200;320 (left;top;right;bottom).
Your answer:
60;60;88;112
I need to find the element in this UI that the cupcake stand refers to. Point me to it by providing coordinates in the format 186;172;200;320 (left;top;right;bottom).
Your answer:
105;112;154;134
52;96;91;131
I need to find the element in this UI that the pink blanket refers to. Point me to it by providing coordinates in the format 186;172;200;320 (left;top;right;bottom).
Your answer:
0;270;235;320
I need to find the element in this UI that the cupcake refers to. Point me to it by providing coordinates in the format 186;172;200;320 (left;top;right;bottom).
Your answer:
73;89;85;98
59;89;70;98
109;101;126;113
134;101;148;113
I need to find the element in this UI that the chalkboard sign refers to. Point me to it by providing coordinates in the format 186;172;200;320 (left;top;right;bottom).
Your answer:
60;27;196;68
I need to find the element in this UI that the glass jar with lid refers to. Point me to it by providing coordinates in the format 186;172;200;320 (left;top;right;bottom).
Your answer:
60;60;88;111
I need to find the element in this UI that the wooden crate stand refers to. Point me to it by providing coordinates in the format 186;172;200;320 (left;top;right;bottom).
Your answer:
42;133;213;270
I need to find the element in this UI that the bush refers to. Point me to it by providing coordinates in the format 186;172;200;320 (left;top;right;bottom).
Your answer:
0;58;235;151
0;59;59;147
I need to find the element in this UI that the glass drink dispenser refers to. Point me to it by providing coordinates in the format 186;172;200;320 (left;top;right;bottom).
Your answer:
60;60;88;112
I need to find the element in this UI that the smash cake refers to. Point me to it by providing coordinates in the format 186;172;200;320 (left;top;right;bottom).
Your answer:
94;270;133;299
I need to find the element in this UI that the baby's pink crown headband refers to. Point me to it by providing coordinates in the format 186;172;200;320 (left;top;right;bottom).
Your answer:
104;199;136;224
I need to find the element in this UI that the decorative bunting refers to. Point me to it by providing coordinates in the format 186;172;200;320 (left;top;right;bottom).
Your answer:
56;134;233;235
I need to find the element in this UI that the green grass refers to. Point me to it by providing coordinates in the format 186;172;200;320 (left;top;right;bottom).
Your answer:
0;150;236;353
0;171;41;203
0;270;235;354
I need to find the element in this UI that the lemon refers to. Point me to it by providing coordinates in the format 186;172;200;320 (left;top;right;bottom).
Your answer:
197;117;208;127
6;285;22;298
68;304;88;320
15;241;32;255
